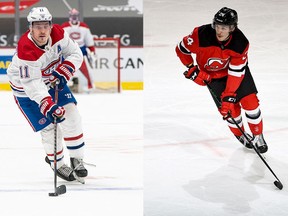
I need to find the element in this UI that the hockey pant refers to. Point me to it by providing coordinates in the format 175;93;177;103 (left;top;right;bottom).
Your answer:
224;93;263;137
41;103;85;169
208;67;263;137
14;85;77;132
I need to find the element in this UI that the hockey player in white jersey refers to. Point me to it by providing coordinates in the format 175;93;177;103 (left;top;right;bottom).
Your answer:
7;7;88;181
62;8;96;92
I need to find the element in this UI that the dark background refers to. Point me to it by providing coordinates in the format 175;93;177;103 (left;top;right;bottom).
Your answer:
0;0;143;47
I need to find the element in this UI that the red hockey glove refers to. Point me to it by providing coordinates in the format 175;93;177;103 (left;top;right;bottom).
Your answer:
183;65;211;86
39;96;65;123
50;63;74;90
220;93;237;119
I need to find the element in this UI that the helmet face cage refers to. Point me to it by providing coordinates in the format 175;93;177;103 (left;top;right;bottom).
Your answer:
212;7;238;28
69;8;79;23
27;7;52;24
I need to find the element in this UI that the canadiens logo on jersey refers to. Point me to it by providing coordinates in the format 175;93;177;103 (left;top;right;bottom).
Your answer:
70;32;81;40
204;57;230;71
41;57;61;77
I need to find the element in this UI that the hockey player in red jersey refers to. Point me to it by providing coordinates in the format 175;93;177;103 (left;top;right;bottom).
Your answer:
61;8;96;92
7;7;88;181
175;7;268;153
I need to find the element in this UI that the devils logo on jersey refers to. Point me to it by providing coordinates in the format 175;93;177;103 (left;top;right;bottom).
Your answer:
204;57;230;71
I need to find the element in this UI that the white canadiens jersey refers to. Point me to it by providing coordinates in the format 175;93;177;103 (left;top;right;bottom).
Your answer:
7;24;83;104
61;21;94;48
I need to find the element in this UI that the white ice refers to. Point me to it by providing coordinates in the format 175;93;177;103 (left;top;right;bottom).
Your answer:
0;91;143;216
144;0;288;215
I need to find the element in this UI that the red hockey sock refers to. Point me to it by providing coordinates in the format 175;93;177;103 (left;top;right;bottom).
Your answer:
79;60;93;89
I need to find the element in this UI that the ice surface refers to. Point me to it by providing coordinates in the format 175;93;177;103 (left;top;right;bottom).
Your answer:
144;0;288;215
0;91;143;216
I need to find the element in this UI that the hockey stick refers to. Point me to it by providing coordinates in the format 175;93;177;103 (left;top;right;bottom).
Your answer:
85;54;94;69
49;84;67;196
204;80;283;190
62;0;72;10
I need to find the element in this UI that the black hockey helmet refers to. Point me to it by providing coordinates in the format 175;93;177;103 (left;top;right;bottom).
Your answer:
212;7;238;27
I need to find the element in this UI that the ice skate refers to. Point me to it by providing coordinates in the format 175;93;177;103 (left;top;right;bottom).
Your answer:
70;157;88;177
253;134;268;153
45;156;75;181
235;132;253;149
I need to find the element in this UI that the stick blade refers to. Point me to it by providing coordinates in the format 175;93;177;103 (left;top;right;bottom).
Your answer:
48;185;66;196
72;172;85;184
56;185;67;194
274;181;283;190
48;192;58;196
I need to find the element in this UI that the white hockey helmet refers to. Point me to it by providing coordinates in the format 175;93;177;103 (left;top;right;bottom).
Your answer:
27;7;52;23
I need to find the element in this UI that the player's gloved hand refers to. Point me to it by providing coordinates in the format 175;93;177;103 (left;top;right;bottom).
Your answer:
220;92;237;119
50;63;74;90
39;96;65;123
183;64;211;86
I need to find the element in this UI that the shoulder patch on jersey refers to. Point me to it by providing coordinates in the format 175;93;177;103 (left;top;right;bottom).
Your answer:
57;44;62;53
197;24;249;55
226;29;249;54
50;24;65;46
79;22;89;29
198;24;218;47
17;31;45;61
61;22;71;28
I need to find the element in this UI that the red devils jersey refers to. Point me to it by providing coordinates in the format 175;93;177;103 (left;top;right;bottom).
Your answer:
176;24;249;94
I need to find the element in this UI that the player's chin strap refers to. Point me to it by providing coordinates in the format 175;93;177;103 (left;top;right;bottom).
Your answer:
204;80;283;190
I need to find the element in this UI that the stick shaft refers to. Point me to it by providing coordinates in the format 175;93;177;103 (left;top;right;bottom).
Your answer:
62;0;72;10
53;84;59;192
204;80;282;184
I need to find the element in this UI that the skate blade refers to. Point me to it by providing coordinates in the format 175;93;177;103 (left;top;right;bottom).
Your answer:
73;172;85;184
84;161;96;167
